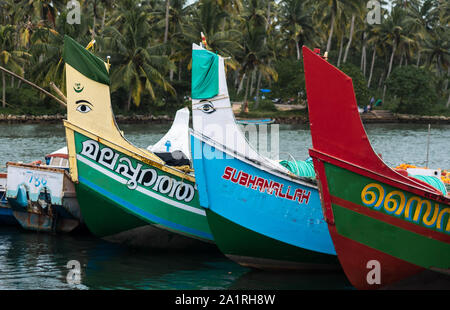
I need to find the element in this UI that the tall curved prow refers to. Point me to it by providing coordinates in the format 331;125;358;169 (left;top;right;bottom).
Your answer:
303;46;441;197
62;36;213;245
63;35;165;183
303;46;449;289
191;43;288;173
190;44;338;271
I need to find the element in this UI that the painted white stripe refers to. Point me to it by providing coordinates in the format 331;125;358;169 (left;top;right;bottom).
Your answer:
77;155;206;216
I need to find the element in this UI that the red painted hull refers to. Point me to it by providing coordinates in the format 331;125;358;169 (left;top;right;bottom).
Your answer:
303;46;450;289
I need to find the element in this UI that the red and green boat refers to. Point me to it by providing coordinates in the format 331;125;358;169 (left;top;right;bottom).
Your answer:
303;46;450;289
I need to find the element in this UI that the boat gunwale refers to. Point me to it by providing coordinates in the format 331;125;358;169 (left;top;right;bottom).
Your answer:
309;148;450;204
190;128;318;189
64;120;196;183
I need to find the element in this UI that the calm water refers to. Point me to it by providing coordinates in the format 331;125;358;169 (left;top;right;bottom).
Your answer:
0;122;448;290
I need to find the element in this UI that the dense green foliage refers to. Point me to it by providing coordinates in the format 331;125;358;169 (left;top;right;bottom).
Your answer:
386;65;438;114
0;0;448;116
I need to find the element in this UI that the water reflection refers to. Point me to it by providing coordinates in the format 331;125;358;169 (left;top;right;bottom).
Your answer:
229;269;352;290
0;225;355;290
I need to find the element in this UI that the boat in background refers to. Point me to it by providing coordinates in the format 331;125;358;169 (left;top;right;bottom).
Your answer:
303;46;449;289
190;43;338;270
0;172;17;225
235;118;275;125
5;148;82;233
62;35;213;249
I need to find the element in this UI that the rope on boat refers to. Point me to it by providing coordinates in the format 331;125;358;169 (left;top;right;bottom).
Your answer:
279;157;316;179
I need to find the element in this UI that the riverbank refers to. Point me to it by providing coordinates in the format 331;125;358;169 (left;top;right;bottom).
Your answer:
0;110;449;124
0;113;176;124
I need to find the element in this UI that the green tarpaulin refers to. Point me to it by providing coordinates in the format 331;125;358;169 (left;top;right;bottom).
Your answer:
191;49;219;99
63;35;110;85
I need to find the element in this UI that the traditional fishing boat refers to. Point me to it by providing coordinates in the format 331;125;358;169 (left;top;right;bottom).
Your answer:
62;35;213;248
190;43;338;270
0;172;17;225
235;118;275;125
303;46;449;289
5;148;81;233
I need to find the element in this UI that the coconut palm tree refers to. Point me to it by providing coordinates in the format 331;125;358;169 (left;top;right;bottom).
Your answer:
0;25;30;108
240;19;277;107
306;0;360;55
103;0;175;111
279;0;315;60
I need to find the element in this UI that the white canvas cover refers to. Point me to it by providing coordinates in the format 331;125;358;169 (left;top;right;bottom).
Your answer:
147;107;191;160
50;146;68;155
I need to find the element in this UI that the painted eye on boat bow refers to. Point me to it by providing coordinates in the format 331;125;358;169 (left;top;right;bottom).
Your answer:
200;101;216;114
76;100;93;113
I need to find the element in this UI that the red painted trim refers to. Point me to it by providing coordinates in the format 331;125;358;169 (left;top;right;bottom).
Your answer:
0;173;6;178
45;153;69;159
310;149;449;204
331;195;450;243
312;157;335;225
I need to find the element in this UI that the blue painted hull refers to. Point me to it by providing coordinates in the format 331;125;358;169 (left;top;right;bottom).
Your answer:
191;133;337;270
7;188;79;233
0;202;17;226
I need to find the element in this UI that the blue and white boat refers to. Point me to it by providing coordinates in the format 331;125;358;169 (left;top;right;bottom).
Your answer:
189;43;338;270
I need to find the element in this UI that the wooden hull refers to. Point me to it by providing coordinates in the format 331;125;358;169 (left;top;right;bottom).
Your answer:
191;132;338;270
311;156;449;289
64;124;214;246
303;46;450;289
5;163;81;233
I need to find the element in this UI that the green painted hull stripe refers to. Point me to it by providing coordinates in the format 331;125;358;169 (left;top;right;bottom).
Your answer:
207;210;338;266
333;203;450;269
79;176;213;240
77;154;205;216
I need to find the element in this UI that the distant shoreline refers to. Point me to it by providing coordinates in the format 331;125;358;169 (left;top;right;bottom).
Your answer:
0;112;449;125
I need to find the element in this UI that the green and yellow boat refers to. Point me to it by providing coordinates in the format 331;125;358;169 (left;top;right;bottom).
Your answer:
62;35;213;249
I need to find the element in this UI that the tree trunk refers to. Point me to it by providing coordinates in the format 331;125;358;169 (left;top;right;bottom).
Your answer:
249;70;255;97
367;48;376;88
383;41;397;100
92;14;96;39
237;73;246;94
255;71;263;109
444;67;449;92
101;7;106;34
337;35;344;67
2;71;5;108
378;72;384;90
446;92;450;108
127;91;132;111
169;51;174;81
164;0;170;45
343;14;355;63
243;72;251;104
386;39;397;80
360;32;367;77
295;40;301;60
416;50;421;67
326;11;335;54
